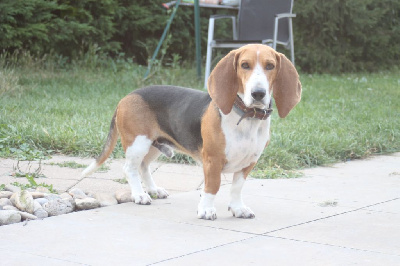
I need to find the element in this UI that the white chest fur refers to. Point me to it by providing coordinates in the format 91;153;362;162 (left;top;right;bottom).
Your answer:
221;110;271;173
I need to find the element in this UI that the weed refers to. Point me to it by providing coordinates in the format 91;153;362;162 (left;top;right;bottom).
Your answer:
251;167;303;179
8;160;56;193
113;178;128;184
11;181;56;194
47;161;87;169
0;184;5;191
12;160;46;179
96;164;110;173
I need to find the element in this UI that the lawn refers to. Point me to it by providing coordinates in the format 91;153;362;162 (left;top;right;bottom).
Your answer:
1;58;399;178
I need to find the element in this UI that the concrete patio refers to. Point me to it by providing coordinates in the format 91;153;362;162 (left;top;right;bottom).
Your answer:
0;153;399;265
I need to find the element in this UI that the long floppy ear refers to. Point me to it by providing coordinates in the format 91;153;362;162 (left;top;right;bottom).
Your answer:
207;50;240;115
273;53;302;118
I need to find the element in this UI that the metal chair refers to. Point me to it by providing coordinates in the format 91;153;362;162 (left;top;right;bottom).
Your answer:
204;0;296;88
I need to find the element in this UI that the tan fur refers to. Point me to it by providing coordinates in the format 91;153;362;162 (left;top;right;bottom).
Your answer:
208;44;301;119
201;103;227;194
207;51;240;115
273;53;302;118
242;163;256;179
116;94;159;151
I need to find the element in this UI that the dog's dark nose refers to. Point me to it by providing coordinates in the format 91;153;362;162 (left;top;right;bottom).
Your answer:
251;89;266;101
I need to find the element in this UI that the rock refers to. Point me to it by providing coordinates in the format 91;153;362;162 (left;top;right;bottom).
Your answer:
5;184;21;193
0;210;22;225
0;191;13;199
33;201;42;212
0;206;2;210
43;198;74;216
3;205;19;211
45;194;61;201
35;198;49;206
34;208;48;219
30;192;46;199
75;198;100;210
33;200;48;219
115;189;132;204
85;190;96;198
18;211;37;221
95;193;118;207
10;190;34;214
0;198;12;207
69;188;87;199
36;186;50;193
60;192;73;200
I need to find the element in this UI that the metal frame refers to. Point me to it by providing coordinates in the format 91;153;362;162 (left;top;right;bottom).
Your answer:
204;0;296;88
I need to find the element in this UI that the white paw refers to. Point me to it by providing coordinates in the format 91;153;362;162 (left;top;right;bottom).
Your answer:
228;205;255;219
148;187;169;199
197;206;217;220
132;193;152;205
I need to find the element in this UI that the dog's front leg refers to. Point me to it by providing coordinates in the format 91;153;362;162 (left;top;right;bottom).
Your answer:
197;156;224;220
228;164;256;219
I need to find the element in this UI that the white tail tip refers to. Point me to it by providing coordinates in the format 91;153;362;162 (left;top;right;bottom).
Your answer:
81;161;99;178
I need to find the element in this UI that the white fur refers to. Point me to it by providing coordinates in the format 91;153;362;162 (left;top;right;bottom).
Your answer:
81;161;98;178
197;192;217;220
124;135;154;205
243;61;270;109
221;111;270;174
229;172;255;218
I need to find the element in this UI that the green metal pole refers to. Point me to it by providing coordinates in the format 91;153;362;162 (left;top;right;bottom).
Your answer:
144;0;181;78
194;0;202;79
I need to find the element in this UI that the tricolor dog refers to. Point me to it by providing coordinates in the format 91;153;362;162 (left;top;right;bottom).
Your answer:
82;44;301;220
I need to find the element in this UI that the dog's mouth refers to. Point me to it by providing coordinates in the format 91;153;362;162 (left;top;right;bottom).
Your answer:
249;101;267;109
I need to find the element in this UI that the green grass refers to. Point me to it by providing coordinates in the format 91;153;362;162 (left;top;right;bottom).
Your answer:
47;161;87;169
1;56;399;178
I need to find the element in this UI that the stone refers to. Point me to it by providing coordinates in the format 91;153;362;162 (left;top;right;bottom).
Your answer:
3;205;19;211
35;198;49;206
43;198;74;216
85;190;96;198
69;188;87;199
18;211;37;221
115;189;132;204
60;192;76;209
36;186;50;193
75;198;100;210
10;190;34;214
33;201;42;212
30;192;46;199
45;194;61;201
0;210;22;225
0;191;13;199
95;193;118;207
0;198;12;207
34;208;48;219
5;184;21;193
60;192;73;200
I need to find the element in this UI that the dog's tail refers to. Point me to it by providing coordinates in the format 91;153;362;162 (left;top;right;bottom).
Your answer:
81;110;119;177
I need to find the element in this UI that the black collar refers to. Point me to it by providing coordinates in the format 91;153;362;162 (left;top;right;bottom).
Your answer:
233;95;273;125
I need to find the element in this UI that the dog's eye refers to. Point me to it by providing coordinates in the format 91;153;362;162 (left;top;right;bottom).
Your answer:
241;62;250;69
266;63;275;70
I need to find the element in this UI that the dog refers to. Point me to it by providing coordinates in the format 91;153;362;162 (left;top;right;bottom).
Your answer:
82;44;301;220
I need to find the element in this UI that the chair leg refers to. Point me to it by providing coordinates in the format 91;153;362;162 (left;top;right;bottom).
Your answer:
288;18;295;65
273;17;279;50
204;18;215;89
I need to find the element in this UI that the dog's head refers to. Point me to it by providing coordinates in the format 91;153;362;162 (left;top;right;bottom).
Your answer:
207;44;302;118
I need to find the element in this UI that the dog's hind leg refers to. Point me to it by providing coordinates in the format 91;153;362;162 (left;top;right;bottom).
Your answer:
140;146;169;199
124;135;154;205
